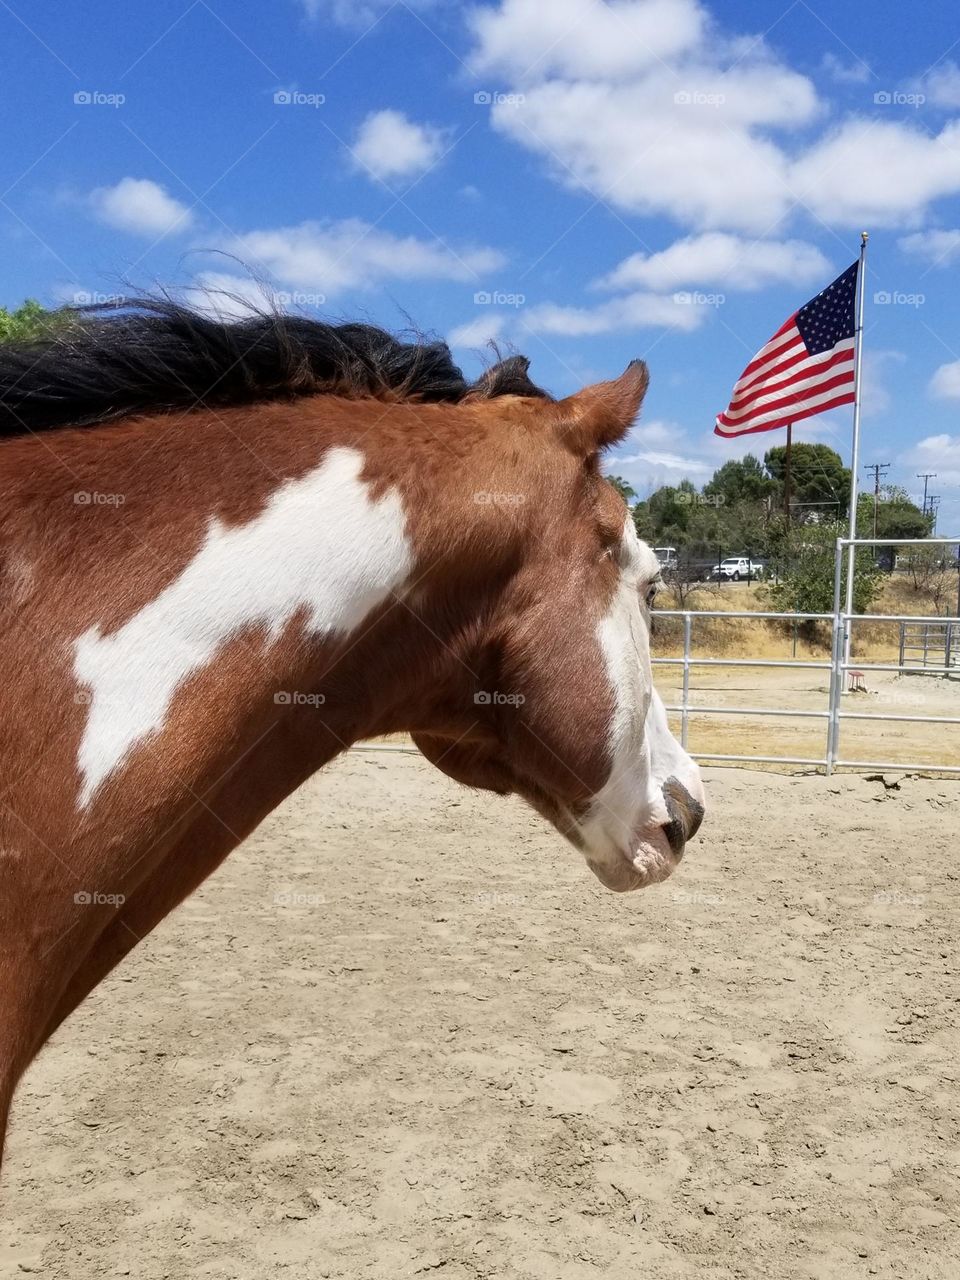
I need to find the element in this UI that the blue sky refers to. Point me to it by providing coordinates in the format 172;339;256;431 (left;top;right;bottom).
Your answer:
3;0;960;530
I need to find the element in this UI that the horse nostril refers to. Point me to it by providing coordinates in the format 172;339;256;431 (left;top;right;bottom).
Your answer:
661;814;686;857
662;777;705;854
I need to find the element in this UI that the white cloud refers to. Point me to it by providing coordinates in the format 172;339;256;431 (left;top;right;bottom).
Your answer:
298;0;434;25
488;67;816;233
613;422;715;490
922;61;960;109
860;348;904;416
469;0;960;233
351;109;446;182
930;360;960;400
904;433;960;486
820;52;872;85
89;178;192;236
791;119;960;227
594;233;829;292
899;228;960;265
189;273;284;319
468;0;706;81
219;219;506;296
522;290;709;336
448;314;507;347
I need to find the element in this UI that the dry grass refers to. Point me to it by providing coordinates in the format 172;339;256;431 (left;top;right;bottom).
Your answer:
654;576;958;661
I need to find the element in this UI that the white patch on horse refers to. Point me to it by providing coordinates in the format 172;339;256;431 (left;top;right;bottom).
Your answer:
73;447;413;808
575;518;662;871
574;521;703;887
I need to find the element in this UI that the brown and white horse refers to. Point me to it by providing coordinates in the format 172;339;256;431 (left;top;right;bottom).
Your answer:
0;301;704;1170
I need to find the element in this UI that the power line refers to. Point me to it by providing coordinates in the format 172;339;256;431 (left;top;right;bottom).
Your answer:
917;472;937;519
863;462;891;540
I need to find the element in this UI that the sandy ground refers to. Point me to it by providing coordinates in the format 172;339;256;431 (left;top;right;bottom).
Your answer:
3;752;960;1279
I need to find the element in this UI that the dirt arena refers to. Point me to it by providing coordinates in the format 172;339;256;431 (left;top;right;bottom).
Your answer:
3;750;959;1279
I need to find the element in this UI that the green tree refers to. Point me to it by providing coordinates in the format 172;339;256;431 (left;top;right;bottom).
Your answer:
857;485;930;541
0;299;69;342
764;443;850;518
767;523;882;618
606;474;637;505
644;481;699;546
703;454;776;507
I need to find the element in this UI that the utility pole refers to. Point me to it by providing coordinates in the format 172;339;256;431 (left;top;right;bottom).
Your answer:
863;461;891;540
929;495;941;536
917;472;937;521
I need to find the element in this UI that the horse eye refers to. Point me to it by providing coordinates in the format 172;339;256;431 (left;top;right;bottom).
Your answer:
645;584;658;608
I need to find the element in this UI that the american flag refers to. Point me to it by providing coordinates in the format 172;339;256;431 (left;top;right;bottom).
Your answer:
715;261;859;438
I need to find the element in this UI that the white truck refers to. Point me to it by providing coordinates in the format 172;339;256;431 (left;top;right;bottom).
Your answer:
653;546;679;573
707;556;764;582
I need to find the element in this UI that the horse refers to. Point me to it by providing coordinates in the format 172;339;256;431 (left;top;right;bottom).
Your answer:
0;299;705;1172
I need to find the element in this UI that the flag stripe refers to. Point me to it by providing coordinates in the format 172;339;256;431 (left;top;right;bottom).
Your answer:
714;261;859;438
736;314;799;382
726;346;855;418
730;336;854;407
719;372;856;432
715;390;856;438
719;381;856;431
732;335;806;398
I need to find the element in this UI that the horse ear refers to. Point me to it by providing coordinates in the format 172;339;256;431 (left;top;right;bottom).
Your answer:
554;360;649;455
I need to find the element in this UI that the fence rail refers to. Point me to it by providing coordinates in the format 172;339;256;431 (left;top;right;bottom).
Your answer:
653;535;960;776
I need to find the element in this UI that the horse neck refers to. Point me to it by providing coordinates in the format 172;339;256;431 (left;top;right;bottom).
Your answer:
54;398;516;815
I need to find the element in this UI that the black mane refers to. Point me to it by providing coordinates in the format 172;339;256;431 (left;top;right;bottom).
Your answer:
0;298;549;436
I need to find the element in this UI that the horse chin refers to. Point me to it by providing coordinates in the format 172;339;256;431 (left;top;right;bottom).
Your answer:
586;828;680;893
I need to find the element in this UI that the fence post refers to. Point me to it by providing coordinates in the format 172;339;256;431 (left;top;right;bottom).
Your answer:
826;536;845;774
681;612;692;749
898;621;905;674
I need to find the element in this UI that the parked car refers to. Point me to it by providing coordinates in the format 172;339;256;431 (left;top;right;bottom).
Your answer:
653;546;679;573
706;556;764;582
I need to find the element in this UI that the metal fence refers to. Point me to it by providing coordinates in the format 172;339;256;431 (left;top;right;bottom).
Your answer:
654;535;960;777
898;620;956;673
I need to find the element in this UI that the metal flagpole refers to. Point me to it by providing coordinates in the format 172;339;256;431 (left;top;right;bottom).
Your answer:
842;231;869;672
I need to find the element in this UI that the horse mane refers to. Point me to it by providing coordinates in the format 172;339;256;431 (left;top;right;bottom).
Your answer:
0;297;549;436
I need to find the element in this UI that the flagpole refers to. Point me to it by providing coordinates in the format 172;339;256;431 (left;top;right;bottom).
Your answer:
842;231;869;672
